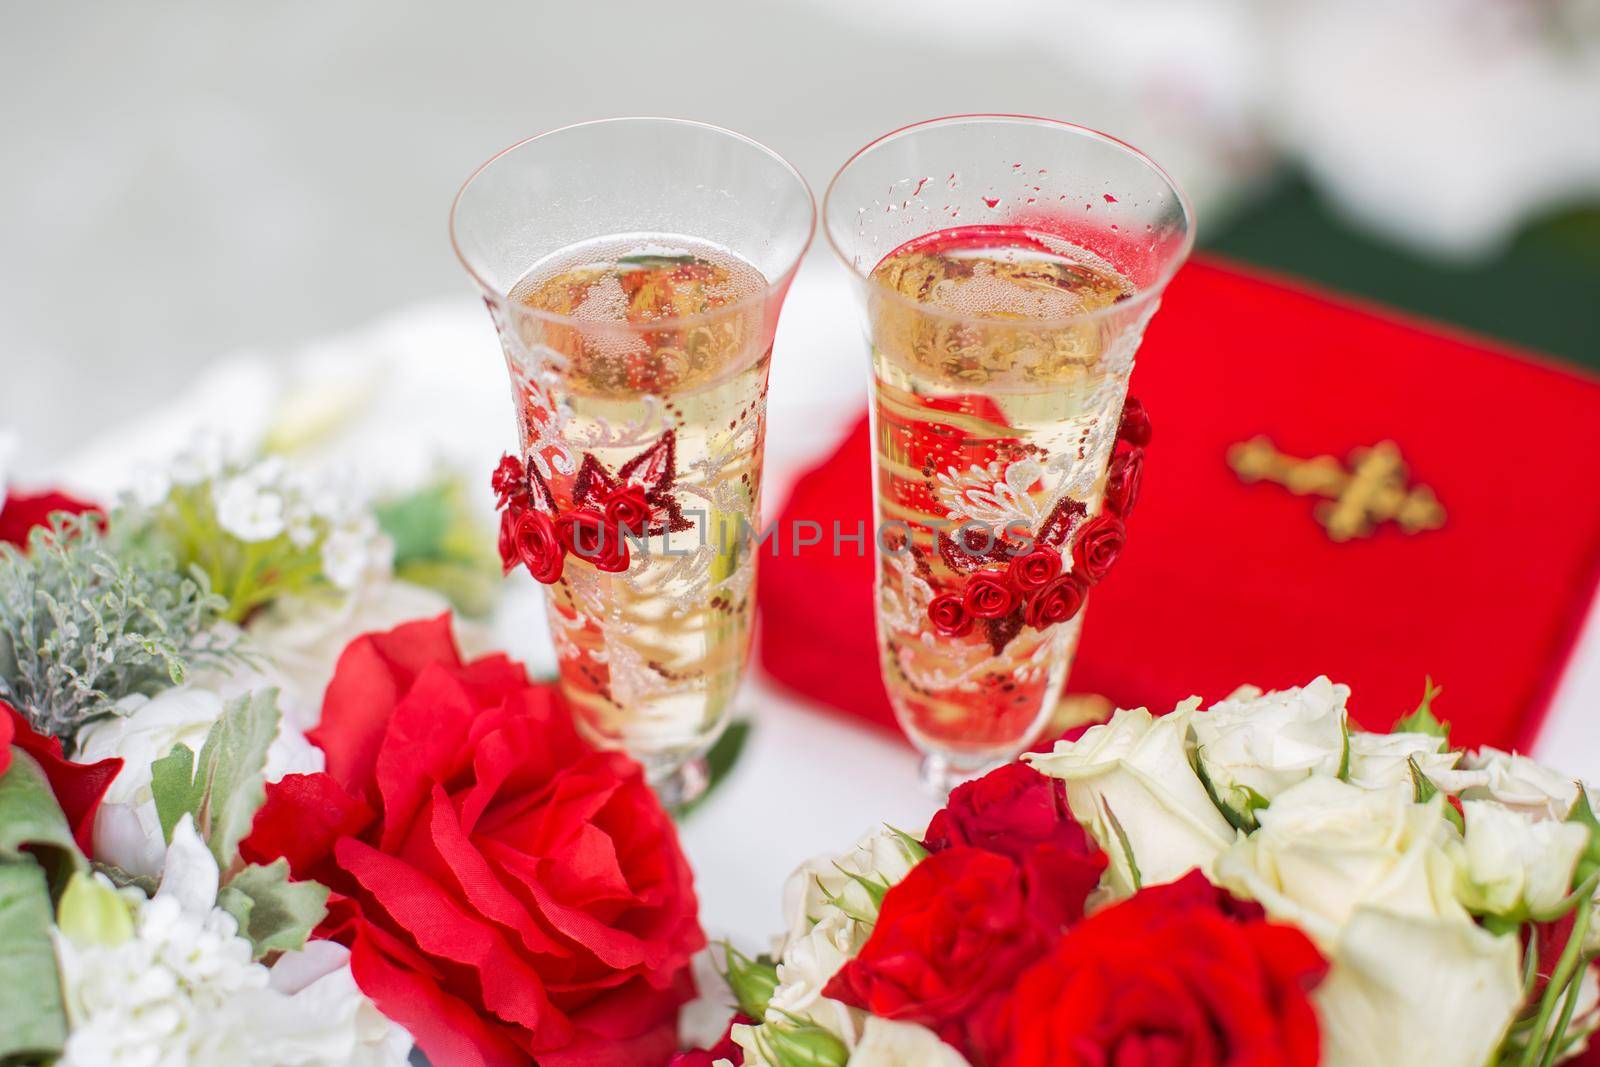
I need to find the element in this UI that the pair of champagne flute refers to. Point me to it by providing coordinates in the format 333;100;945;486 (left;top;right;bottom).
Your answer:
450;115;1193;804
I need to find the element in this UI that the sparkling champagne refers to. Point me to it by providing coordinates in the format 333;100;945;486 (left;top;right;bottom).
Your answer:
506;235;770;772
867;225;1137;762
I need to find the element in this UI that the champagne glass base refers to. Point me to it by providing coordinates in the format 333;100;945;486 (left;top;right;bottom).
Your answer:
648;755;711;811
918;753;1002;798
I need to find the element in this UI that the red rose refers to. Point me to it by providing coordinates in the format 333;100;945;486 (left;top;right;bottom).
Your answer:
962;571;1018;620
0;490;100;548
996;872;1327;1067
1070;513;1125;584
1023;574;1087;630
1007;546;1062;592
491;453;530;510
1105;446;1143;518
603;485;653;536
496;508;521;575
923;761;1093;865
242;617;704;1067
1;701;121;854
825;845;1105;1061
927;592;973;637
1117;396;1152;447
556;508;630;573
512;509;566;584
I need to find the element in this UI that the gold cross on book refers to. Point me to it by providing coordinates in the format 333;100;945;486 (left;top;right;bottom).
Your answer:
1227;436;1446;542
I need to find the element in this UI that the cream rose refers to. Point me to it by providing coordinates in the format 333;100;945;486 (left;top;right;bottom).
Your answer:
1456;798;1587;920
1345;729;1461;790
850;1018;971;1066
1191;677;1349;818
1438;746;1587;821
1025;699;1232;897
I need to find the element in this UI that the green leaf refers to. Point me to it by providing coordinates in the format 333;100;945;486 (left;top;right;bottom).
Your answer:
376;477;499;618
150;742;198;844
1566;789;1600;887
882;824;930;863
1409;756;1464;833
216;859;329;960
0;860;68;1060
1337;717;1352;781
0;747;85;887
1394;677;1451;741
148;691;281;867
1192;748;1260;833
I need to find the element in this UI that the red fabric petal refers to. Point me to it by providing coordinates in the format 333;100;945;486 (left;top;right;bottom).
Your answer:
0;490;99;547
350;919;532;1067
310;614;463;803
2;701;122;855
240;771;374;882
537;968;693;1067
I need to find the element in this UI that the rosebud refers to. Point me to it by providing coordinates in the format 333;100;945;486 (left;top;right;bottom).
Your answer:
757;1019;850;1067
1105;446;1144;518
962;571;1019;620
1072;512;1126;584
1118;397;1153;447
927;592;973;637
723;946;780;1019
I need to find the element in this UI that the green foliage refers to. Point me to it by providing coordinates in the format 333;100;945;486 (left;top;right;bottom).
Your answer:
0;748;85;888
375;476;500;618
149;690;281;868
1566;789;1600;888
217;859;329;959
113;473;333;625
1393;676;1451;741
0;514;239;744
0;861;67;1062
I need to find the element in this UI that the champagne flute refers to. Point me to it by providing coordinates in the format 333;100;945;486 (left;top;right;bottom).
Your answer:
452;118;814;806
823;116;1192;792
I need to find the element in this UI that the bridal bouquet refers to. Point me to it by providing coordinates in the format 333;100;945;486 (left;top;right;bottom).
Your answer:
0;445;704;1067
693;678;1600;1067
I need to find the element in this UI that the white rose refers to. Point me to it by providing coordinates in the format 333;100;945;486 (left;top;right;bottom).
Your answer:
76;680;324;877
1346;729;1461;790
779;828;922;952
767;912;865;1046
850;1017;971;1066
1191;677;1349;816
244;579;455;729
1313;906;1522;1067
1457;799;1587;920
1214;777;1461;944
1438;746;1586;821
1025;699;1232;897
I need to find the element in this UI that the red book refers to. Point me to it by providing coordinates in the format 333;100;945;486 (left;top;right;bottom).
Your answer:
757;256;1600;750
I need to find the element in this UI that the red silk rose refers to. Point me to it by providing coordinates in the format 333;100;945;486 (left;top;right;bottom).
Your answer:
1070;513;1125;584
603;485;653;535
1007;547;1062;592
513;509;566;584
491;454;532;511
825;844;1106;1061
1105;446;1143;518
0;490;100;547
242;616;704;1067
1;701;122;854
997;872;1327;1067
1117;396;1152;447
927;593;973;637
923;762;1093;865
1024;573;1087;630
962;571;1019;620
557;508;630;573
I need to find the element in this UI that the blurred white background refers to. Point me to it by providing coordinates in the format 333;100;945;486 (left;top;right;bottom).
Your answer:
5;0;1599;473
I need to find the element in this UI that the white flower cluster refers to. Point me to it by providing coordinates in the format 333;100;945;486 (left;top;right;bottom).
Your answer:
1025;677;1600;1067
134;434;393;593
54;817;410;1067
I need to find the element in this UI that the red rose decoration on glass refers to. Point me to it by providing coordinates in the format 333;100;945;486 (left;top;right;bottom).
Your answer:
962;571;1019;620
996;872;1327;1067
1007;546;1061;592
1117;395;1153;448
923;398;1149;652
556;508;630;573
927;592;973;637
923;761;1093;867
1070;512;1125;584
1105;445;1143;518
241;616;705;1067
512;509;565;584
602;484;652;535
1023;573;1087;631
